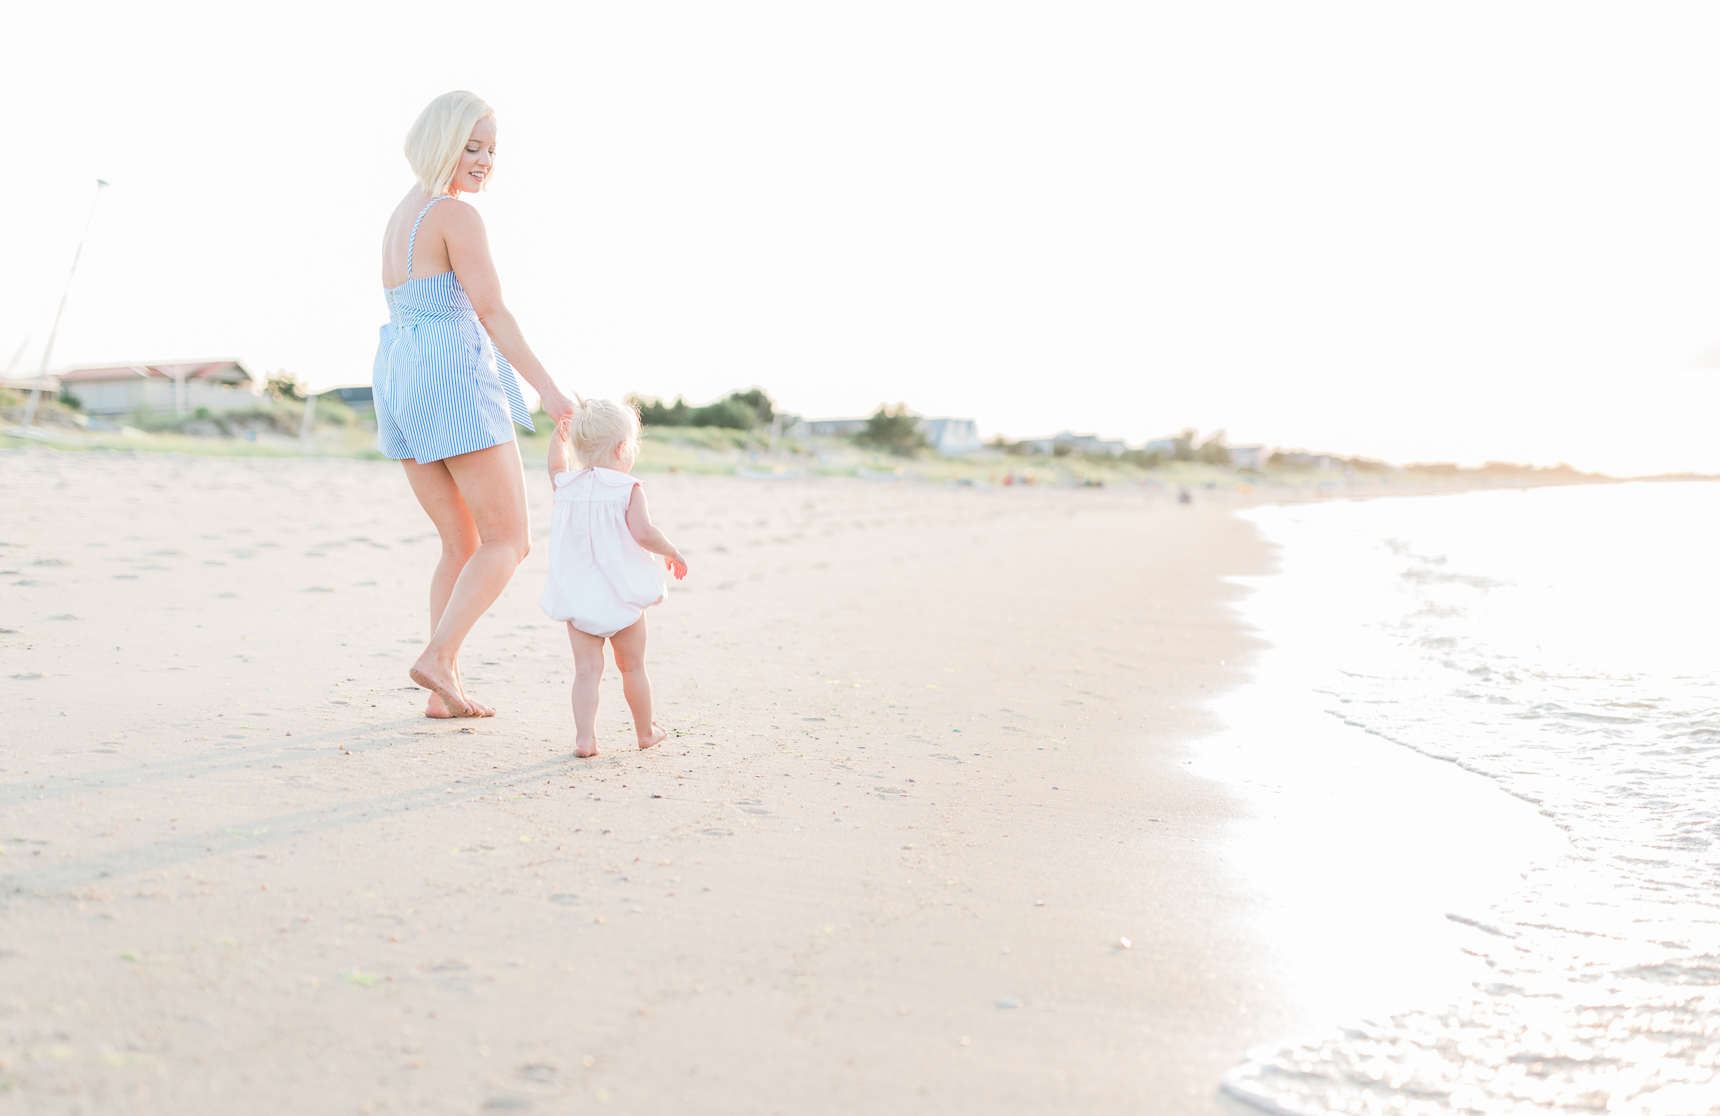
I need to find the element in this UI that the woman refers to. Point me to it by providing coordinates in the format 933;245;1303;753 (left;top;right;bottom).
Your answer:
375;90;575;718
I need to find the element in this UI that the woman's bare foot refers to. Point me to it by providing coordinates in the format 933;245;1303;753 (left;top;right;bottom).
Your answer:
410;658;473;719
422;660;495;718
574;738;599;759
637;722;668;750
426;691;496;718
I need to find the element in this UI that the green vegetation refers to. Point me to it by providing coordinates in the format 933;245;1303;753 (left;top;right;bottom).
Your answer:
629;388;775;431
1116;448;1165;469
0;391;382;459
126;396;355;437
1145;428;1228;464
2;381;1618;492
264;370;307;402
1196;439;1231;466
854;404;928;456
0;426;386;459
1268;451;1391;473
1407;460;1587;479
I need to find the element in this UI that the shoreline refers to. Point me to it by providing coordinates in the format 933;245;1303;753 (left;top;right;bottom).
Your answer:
1200;496;1573;1104
0;448;1561;1112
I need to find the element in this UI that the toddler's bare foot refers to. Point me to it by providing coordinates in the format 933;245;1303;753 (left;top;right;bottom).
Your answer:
574;739;599;759
410;659;472;718
637;722;668;750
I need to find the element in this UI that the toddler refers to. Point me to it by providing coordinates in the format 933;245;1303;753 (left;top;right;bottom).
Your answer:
540;398;689;758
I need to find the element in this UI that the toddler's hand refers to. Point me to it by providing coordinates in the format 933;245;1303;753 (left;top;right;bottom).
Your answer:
666;552;689;580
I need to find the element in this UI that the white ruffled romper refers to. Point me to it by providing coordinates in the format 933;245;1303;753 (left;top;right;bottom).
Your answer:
540;467;668;638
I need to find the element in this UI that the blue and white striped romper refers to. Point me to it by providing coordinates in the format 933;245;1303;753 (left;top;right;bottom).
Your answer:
372;196;534;463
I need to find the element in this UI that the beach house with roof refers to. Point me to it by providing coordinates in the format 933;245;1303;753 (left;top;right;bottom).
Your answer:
56;360;261;417
793;417;871;438
1020;431;1129;456
921;417;983;455
790;414;985;454
1229;445;1265;470
322;385;375;417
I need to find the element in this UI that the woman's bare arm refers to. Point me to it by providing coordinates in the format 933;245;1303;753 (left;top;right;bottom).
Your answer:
440;203;574;425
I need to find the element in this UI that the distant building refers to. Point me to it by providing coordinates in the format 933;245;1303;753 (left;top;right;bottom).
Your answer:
1020;431;1128;456
1229;445;1265;470
789;414;984;454
1271;451;1341;471
793;418;870;438
323;385;375;416
1142;438;1181;458
57;360;260;417
921;417;982;455
0;375;60;396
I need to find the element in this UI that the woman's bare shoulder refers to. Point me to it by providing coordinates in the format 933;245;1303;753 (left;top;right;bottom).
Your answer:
424;196;485;236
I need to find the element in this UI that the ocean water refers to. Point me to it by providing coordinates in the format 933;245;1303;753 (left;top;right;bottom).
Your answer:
1216;481;1720;1116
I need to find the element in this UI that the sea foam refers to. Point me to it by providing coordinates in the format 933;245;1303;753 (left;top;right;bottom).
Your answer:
1216;481;1720;1116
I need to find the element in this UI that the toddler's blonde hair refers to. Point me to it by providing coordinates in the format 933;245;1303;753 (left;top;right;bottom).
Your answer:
404;91;495;196
566;397;640;466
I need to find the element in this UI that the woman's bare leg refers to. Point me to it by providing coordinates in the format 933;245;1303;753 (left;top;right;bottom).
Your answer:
566;623;606;757
400;459;485;717
609;616;666;749
401;441;530;717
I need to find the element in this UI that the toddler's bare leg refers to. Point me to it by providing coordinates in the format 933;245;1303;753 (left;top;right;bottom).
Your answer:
566;623;607;757
609;617;666;750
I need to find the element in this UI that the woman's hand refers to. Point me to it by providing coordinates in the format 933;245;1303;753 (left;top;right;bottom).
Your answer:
539;386;576;428
665;551;689;581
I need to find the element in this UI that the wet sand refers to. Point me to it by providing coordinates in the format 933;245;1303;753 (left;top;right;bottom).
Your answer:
3;447;1297;1114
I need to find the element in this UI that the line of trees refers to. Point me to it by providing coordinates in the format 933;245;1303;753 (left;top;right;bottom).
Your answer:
854;404;928;455
989;428;1233;466
619;392;1356;472
628;389;775;431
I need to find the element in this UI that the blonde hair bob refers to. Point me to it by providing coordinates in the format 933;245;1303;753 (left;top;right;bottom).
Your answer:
566;397;641;466
404;91;495;195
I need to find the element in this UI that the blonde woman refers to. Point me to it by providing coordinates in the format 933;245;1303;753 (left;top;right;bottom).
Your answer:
376;90;575;718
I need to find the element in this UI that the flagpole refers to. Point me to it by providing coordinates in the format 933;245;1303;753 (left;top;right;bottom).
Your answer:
22;179;109;429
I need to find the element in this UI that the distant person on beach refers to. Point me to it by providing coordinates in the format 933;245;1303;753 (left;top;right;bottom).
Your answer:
540;399;689;757
375;90;576;719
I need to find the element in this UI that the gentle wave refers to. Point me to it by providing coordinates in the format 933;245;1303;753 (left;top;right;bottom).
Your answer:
1221;482;1720;1116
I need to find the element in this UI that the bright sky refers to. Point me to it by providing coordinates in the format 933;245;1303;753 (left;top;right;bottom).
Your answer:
9;2;1720;475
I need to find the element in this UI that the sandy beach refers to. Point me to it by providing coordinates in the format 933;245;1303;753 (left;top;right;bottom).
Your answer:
4;446;1364;1113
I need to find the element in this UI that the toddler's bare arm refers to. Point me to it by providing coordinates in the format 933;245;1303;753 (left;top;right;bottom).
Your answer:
625;487;689;580
546;420;573;479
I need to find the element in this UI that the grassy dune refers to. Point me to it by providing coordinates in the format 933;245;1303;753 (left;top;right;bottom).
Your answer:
5;400;1613;493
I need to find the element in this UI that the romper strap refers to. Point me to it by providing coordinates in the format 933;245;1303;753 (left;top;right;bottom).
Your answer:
405;196;447;281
